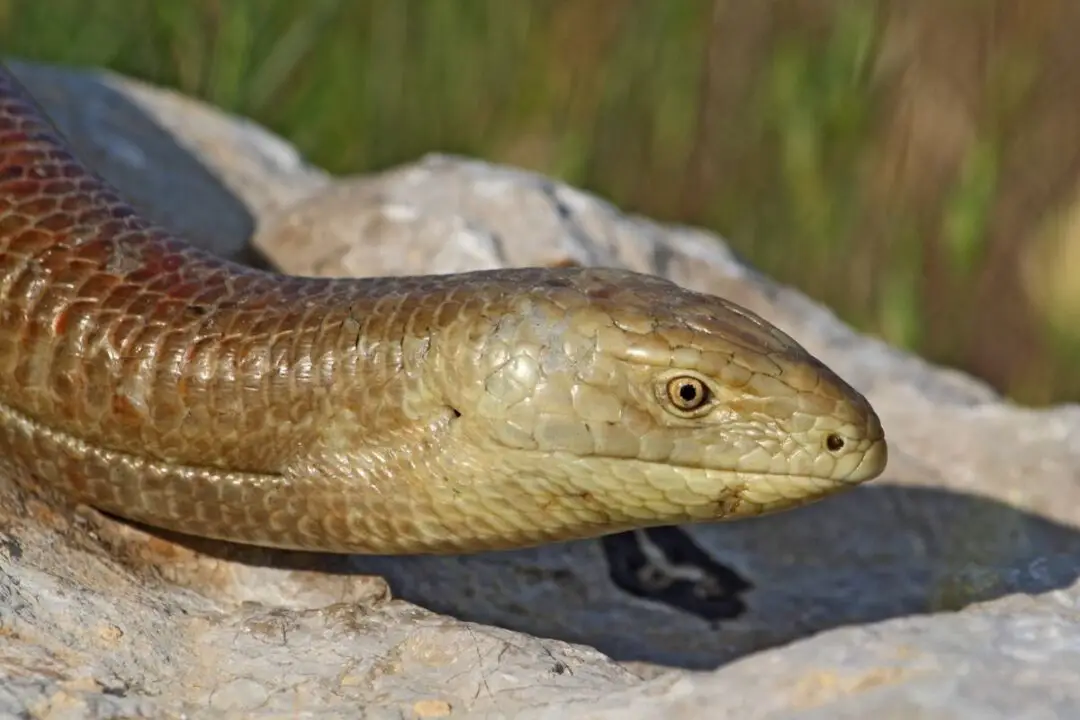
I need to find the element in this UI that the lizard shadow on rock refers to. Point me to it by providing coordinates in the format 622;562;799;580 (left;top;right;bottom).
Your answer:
110;482;1080;671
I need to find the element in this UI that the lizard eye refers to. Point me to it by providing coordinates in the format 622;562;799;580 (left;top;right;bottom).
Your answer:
666;375;710;412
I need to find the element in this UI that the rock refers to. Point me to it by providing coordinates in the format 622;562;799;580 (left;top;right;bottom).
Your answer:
2;58;1079;718
521;557;1080;719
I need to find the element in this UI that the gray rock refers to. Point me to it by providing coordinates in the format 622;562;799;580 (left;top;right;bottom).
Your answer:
1;58;1078;718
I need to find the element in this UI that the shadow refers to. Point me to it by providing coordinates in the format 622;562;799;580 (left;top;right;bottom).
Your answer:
110;482;1080;671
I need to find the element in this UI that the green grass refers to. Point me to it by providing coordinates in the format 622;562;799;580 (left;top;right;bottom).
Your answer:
2;0;1076;404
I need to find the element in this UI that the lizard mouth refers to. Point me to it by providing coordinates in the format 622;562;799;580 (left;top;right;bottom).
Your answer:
576;433;888;485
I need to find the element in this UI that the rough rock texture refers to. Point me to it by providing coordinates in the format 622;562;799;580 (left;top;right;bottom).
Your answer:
2;59;1079;719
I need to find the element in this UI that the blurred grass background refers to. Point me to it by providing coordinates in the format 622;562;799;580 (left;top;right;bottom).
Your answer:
2;0;1079;405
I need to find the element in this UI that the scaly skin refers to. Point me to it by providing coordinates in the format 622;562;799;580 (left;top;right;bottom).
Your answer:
0;63;887;554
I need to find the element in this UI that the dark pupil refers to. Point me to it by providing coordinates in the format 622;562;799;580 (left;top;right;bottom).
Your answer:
678;383;698;402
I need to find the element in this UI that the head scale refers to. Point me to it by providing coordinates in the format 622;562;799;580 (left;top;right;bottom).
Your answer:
432;267;887;544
